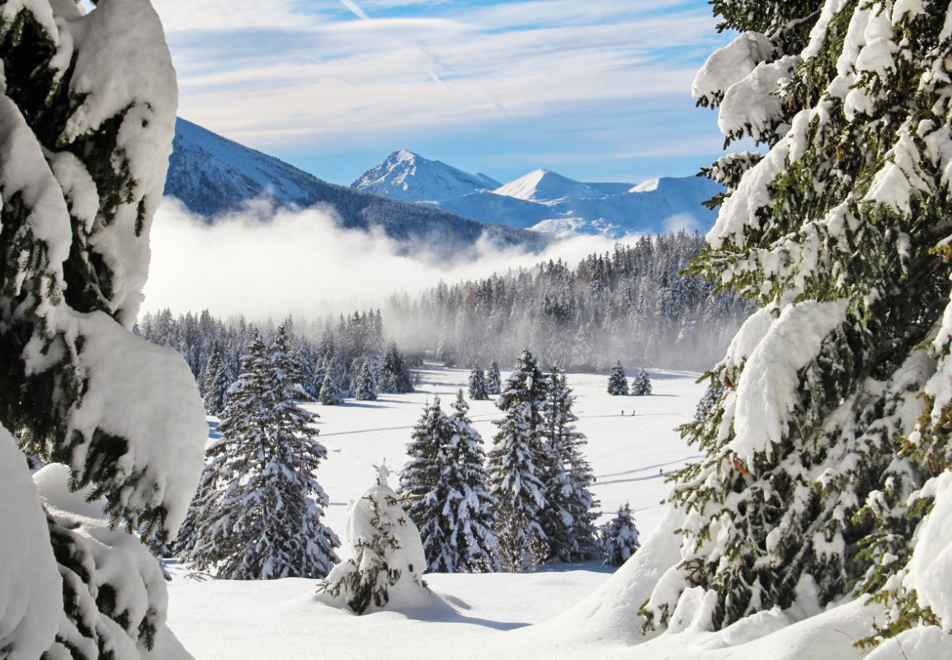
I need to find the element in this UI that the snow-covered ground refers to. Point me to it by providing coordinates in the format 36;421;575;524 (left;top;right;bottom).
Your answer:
166;364;704;658
165;365;904;660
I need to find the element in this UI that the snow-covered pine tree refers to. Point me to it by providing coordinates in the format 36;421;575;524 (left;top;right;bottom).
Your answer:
488;349;551;571
601;502;640;568
355;360;378;401
203;340;232;415
468;364;489;400
540;366;600;563
400;397;453;570
445;390;499;572
607;361;629;396
486;361;502;395
640;0;952;643
317;463;429;614
0;1;206;657
631;368;652;396
320;355;344;405
183;331;339;579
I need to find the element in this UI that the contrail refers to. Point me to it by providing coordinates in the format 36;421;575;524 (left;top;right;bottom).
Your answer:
340;0;370;20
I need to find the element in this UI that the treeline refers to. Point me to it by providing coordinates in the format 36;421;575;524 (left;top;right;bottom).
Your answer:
385;231;753;371
136;308;415;414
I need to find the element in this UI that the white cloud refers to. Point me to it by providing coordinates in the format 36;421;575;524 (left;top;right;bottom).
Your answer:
142;199;629;319
154;0;723;156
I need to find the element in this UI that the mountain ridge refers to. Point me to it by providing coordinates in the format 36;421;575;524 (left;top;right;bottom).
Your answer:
350;151;722;238
163;119;548;257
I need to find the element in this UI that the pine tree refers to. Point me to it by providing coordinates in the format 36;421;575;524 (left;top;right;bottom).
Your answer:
486;361;502;395
0;2;206;657
631;368;652;396
601;503;640;568
202;340;232;416
468;364;489;400
488;349;551;571
607;361;629;396
445;391;499;572
183;332;339;579
317;463;429;614
540;366;600;563
319;356;344;406
355;360;378;401
640;0;952;642
400;397;452;570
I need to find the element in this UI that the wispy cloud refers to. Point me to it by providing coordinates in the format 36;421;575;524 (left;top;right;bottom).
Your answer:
151;0;729;183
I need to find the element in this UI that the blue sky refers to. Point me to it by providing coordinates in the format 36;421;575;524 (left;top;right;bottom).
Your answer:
151;0;735;186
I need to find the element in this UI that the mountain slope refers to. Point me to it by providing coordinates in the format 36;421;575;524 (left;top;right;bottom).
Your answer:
352;150;501;202
163;119;547;256
351;152;723;237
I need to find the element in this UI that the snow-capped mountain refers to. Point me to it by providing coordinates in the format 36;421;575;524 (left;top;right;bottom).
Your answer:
351;152;722;238
493;169;605;202
163;119;547;256
352;150;501;202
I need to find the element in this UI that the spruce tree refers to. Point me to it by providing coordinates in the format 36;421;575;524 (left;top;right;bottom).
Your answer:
607;361;629;396
445;390;499;572
640;0;952;643
601;502;640;568
486;361;502;395
631;368;652;396
541;366;600;563
184;332;339;579
0;2;206;656
317;463;429;614
488;349;551;571
468;364;489;400
202;341;232;416
400;397;453;570
355;360;379;401
319;356;344;405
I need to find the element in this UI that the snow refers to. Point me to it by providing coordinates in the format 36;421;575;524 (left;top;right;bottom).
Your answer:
35;463;191;660
160;364;914;659
864;128;931;215
63;0;178;325
728;300;848;464
60;311;207;536
0;426;62;660
904;471;952;629
718;56;799;138
692;32;775;103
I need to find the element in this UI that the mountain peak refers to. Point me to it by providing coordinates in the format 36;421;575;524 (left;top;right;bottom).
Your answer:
493;169;604;203
352;151;501;203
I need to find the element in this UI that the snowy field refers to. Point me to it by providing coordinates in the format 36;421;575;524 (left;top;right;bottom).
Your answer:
166;365;706;659
165;366;907;660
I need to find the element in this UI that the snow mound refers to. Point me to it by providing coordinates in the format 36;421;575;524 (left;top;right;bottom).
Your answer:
0;427;61;660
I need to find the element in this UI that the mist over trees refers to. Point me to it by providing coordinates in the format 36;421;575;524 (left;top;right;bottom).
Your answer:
385;231;752;372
